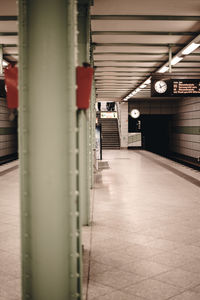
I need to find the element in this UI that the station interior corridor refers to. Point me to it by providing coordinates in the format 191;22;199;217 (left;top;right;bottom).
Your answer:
1;150;200;300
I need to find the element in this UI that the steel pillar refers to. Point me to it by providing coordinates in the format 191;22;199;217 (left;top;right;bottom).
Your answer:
89;80;96;188
77;0;90;226
0;45;3;74
19;0;81;299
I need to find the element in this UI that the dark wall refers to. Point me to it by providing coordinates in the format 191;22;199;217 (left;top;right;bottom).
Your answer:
129;114;172;157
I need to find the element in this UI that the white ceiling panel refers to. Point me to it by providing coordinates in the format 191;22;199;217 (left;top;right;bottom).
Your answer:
0;21;17;32
0;36;18;44
92;35;190;44
0;0;17;15
91;0;200;16
94;46;180;53
91;20;200;33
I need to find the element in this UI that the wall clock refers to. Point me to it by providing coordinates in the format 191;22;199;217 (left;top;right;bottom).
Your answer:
130;109;140;119
154;80;167;94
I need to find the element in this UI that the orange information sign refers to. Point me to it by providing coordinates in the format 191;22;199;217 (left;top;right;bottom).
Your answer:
5;64;18;108
76;66;93;109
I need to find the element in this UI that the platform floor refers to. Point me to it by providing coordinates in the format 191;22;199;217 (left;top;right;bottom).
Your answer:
0;150;200;300
83;150;200;300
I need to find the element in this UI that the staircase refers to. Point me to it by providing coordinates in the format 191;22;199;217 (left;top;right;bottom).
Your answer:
100;118;120;149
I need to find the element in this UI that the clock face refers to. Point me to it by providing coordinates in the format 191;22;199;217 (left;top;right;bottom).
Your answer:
154;80;167;94
130;109;140;119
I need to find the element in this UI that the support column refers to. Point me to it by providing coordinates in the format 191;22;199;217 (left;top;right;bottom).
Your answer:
0;45;3;74
19;1;80;299
77;0;90;225
120;102;129;148
89;81;96;188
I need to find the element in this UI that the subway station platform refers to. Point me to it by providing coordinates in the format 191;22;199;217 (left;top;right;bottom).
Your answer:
0;151;200;300
83;150;200;300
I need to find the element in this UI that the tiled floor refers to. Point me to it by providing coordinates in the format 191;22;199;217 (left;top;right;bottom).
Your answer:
0;160;21;300
0;151;200;300
83;150;200;300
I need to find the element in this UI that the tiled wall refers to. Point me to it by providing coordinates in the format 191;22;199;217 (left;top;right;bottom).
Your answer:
128;133;142;147
171;98;200;160
0;98;18;159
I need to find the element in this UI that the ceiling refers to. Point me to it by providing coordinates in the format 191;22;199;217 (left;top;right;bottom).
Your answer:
1;0;200;101
91;0;200;101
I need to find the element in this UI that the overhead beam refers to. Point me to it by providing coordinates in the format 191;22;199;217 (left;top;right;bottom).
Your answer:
96;82;141;84
92;31;198;36
96;88;129;89
3;53;19;56
172;66;200;69
0;32;18;36
95;71;152;73
95;75;148;77
0;16;18;21
93;43;185;47
96;66;157;68
91;15;200;21
94;52;169;55
95;60;200;63
95;79;143;81
96;84;141;86
3;44;18;47
94;60;165;62
189;53;200;56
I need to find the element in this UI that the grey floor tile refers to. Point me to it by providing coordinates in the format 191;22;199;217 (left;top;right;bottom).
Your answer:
91;250;136;267
92;268;145;290
153;268;200;289
144;238;184;251
124;278;182;300
170;291;200;300
115;243;165;260
180;259;200;274
92;290;145;300
190;284;200;294
172;245;200;260
89;261;113;277
117;259;172;278
87;281;115;300
147;251;195;268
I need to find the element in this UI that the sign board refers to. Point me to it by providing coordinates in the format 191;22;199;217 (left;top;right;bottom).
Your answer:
172;79;200;96
101;112;118;118
151;73;200;97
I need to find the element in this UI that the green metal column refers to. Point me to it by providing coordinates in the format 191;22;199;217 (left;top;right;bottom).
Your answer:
77;0;90;226
89;80;96;188
0;45;3;74
19;0;81;299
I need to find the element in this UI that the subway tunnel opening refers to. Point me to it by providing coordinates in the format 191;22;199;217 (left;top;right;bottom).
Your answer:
128;113;172;157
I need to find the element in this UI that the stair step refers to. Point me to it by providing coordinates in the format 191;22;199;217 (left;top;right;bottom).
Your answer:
100;117;120;148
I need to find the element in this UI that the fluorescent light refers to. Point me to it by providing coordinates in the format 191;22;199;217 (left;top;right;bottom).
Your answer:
136;88;141;92
140;84;147;89
158;66;169;73
182;42;200;55
144;78;151;85
171;56;183;66
2;60;8;67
